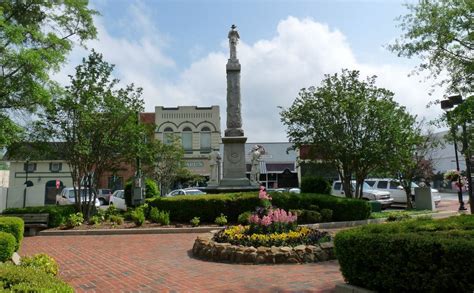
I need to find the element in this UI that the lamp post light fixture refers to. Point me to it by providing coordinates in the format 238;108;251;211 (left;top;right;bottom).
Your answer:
440;95;473;212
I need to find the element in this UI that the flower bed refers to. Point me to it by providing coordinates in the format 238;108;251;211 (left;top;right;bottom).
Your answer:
192;187;335;264
192;230;335;264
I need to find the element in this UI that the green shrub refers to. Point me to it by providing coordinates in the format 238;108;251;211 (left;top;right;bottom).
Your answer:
320;208;333;222
386;211;412;222
0;217;24;250
21;253;59;276
190;217;200;227
109;214;124;225
369;200;382;212
0;264;73;292
334;215;474;292
215;213;227;226
0;231;16;262
147;191;370;223
301;176;331;194
131;208;145;226
89;215;102;225
65;212;83;228
303;210;322;224
149;207;170;225
2;205;76;227
104;205;119;220
308;204;320;211
237;211;252;225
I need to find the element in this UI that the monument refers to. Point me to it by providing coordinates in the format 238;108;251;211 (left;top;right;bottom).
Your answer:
207;25;259;192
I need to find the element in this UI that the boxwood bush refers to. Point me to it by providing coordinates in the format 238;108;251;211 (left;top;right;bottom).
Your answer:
334;215;474;292
0;231;16;262
147;192;370;223
300;176;331;194
0;264;73;292
0;217;24;250
2;205;76;227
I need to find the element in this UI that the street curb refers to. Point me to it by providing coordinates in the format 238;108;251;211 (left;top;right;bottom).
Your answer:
36;211;460;236
38;226;220;236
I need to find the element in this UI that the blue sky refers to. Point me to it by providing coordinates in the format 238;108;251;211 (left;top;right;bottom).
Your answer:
61;0;444;142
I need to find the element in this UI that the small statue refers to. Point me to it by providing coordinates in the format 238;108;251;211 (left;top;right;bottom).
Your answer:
209;151;222;185
228;24;240;60
250;145;264;184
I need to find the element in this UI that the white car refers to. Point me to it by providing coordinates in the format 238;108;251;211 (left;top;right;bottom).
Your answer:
166;188;206;197
56;187;100;207
332;180;394;208
365;178;441;206
109;190;127;210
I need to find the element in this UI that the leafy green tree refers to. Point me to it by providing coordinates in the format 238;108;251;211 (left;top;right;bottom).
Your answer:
0;0;97;147
280;69;418;199
389;0;473;93
37;51;145;219
142;137;186;196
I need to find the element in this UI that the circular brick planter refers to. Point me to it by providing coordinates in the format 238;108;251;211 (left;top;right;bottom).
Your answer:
192;230;335;264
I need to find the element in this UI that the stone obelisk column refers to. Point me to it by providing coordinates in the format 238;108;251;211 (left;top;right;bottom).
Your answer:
220;25;254;187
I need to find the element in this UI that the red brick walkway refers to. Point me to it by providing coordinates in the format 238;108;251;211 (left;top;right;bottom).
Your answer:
20;233;343;292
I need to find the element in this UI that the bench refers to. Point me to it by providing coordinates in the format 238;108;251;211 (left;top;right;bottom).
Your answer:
7;214;49;236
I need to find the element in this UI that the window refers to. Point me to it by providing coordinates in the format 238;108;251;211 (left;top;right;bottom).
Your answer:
389;181;400;189
377;181;388;189
182;127;193;154
49;162;62;172
163;127;174;145
365;180;375;187
23;162;36;172
200;126;211;153
108;176;123;190
334;182;342;190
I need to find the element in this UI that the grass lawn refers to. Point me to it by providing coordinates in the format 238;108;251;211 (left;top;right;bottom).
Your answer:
370;209;435;220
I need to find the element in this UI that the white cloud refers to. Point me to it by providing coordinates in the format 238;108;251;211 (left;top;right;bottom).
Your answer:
56;8;445;142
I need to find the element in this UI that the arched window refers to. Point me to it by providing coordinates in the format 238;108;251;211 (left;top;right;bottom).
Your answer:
163;127;174;145
182;127;193;154
200;126;211;154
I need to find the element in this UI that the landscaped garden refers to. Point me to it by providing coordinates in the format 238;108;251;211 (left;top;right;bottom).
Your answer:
0;216;72;291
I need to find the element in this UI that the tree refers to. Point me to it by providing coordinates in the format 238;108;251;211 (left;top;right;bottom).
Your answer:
374;125;438;209
37;51;145;218
0;0;97;147
142;137;187;196
280;69;418;199
389;0;473;94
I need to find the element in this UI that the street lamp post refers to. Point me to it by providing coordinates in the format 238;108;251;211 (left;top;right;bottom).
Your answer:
441;95;473;212
23;158;30;208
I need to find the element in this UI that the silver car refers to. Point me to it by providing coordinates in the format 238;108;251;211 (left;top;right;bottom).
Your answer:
166;188;206;197
332;180;394;208
56;187;101;207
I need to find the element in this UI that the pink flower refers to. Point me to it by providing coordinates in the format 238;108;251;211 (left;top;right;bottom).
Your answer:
249;214;260;224
259;187;272;200
260;215;272;226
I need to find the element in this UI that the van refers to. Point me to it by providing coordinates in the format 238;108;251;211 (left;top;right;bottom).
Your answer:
364;178;441;206
331;180;393;209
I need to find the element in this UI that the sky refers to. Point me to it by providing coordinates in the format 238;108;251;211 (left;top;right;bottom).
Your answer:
58;0;446;142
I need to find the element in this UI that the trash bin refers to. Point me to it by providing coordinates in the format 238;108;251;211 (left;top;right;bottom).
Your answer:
414;187;435;211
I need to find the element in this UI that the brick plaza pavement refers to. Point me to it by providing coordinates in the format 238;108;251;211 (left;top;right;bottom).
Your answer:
20;233;344;292
19;199;468;292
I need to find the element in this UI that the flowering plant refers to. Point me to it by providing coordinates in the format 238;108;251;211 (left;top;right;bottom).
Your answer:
444;170;461;182
213;225;330;247
247;187;297;234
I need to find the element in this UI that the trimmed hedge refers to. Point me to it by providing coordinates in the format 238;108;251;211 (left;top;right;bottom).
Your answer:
0;232;16;262
0;217;24;250
334;215;474;292
301;176;331;194
147;192;370;223
0;264;73;292
2;205;76;227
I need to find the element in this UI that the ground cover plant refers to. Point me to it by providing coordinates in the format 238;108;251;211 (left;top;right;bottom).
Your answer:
335;215;474;292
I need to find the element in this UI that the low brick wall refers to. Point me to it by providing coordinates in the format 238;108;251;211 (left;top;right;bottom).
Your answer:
192;231;335;264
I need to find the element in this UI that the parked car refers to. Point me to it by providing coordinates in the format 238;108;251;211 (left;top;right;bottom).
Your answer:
96;189;112;205
166;188;207;197
109;190;127;211
267;188;300;194
331;180;393;209
56;187;100;207
364;178;441;206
